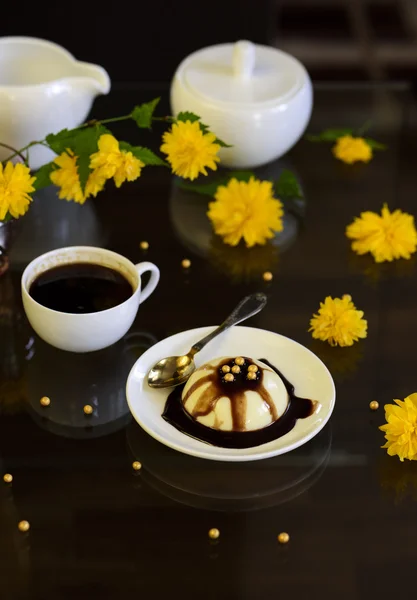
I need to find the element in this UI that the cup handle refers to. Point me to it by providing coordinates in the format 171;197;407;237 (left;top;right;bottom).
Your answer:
135;261;160;304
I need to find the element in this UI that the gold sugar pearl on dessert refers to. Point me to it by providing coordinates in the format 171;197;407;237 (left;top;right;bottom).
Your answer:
181;259;191;269
248;364;258;373
369;401;379;411
3;473;13;483
40;396;50;407
208;528;220;540
140;241;149;250
83;405;93;415
247;371;257;381
18;520;30;533
221;365;231;373
234;357;245;366
231;365;241;374
224;373;235;382
132;461;142;471
263;271;273;282
277;532;290;544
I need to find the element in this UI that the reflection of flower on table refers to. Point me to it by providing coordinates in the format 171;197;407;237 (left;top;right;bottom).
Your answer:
308;340;363;382
0;272;33;414
379;455;417;504
209;236;279;283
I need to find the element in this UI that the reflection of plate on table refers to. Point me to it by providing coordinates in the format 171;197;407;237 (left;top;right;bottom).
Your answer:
127;421;331;512
126;326;335;462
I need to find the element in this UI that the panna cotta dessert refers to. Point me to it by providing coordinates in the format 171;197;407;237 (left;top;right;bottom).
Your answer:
162;355;319;449
181;357;288;432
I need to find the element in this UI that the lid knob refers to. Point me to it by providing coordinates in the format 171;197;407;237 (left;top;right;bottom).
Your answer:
232;40;255;81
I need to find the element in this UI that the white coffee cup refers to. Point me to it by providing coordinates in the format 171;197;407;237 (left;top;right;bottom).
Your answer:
21;246;160;353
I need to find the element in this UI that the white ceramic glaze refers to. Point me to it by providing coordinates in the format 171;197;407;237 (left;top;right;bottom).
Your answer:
0;37;110;169
21;246;160;353
170;40;313;168
126;326;335;462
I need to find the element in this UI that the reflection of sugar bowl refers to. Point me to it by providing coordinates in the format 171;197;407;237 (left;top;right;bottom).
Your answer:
171;40;312;168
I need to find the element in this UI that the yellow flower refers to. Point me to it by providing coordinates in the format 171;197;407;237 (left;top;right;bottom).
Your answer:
50;151;106;204
0;162;35;220
346;204;417;263
207;177;284;247
309;295;367;347
160;120;220;180
380;394;417;461
332;135;372;164
90;134;144;188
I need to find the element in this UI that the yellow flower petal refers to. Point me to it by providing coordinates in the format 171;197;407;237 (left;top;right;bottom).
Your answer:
332;135;372;164
50;150;85;204
90;134;143;186
207;177;284;248
160;120;220;180
0;161;35;220
380;393;417;461
346;204;417;262
309;294;367;347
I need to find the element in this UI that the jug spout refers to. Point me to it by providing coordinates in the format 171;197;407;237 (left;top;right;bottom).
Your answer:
76;61;111;95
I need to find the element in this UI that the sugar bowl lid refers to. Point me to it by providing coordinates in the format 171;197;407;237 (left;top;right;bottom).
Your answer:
176;40;309;107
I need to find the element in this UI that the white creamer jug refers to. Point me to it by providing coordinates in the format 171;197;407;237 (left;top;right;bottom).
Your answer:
171;40;313;168
0;37;110;169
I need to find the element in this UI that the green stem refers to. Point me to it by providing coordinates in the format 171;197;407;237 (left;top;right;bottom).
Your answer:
0;142;29;165
93;114;132;126
3;140;42;163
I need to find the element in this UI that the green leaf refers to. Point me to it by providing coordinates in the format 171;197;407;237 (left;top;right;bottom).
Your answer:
214;137;232;148
72;127;108;191
365;138;387;150
119;142;167;166
45;128;77;154
33;162;55;191
178;170;255;197
131;97;160;129
275;169;303;200
176;111;200;123
228;170;254;182
306;128;353;143
2;212;13;223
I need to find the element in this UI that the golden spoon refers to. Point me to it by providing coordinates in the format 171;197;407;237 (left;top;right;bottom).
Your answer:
147;293;267;389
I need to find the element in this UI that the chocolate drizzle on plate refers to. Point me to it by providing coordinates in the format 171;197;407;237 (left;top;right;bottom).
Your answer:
162;357;318;449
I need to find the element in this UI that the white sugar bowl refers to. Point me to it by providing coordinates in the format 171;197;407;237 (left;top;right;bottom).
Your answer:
171;40;313;169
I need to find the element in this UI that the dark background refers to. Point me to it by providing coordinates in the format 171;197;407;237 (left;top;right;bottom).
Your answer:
3;0;417;83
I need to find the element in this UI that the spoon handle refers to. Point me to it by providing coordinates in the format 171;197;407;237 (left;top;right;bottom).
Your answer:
190;293;267;355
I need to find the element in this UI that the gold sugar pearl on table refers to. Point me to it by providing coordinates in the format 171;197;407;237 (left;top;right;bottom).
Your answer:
224;373;235;382
40;396;50;407
132;461;142;471
83;404;93;415
248;364;258;373
208;528;220;540
231;365;241;374
369;401;379;411
277;532;290;544
18;520;30;533
234;357;245;366
221;365;231;373
140;241;149;250
181;259;191;269
247;371;257;381
263;271;273;282
3;473;13;483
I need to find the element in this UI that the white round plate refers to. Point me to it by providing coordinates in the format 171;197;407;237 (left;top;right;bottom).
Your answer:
126;326;336;462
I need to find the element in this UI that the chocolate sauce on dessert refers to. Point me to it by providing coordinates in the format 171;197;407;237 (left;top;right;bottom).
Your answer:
162;358;317;449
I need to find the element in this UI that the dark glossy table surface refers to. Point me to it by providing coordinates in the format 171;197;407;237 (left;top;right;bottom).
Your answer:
1;82;417;600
